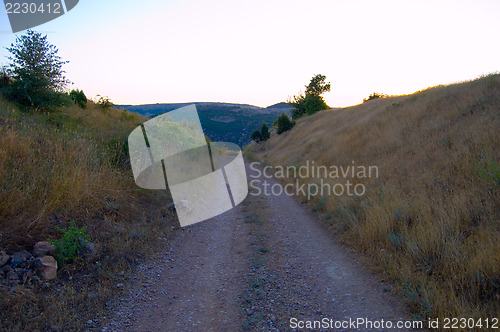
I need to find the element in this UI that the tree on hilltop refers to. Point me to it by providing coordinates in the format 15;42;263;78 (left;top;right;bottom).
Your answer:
3;30;69;111
305;74;331;96
289;74;331;120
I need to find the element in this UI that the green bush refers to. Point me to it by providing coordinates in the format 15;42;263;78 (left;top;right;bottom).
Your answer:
96;95;114;110
275;113;295;134
478;157;500;186
312;197;327;212
69;89;87;108
363;92;387;102
260;122;270;141
50;221;90;265
121;109;138;121
251;129;261;142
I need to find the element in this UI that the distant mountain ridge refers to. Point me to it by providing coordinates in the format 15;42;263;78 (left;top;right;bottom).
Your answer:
119;102;294;147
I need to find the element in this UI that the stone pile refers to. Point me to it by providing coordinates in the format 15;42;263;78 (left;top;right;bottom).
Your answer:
0;241;58;285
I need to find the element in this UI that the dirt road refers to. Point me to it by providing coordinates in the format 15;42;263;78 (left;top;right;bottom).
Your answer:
104;163;410;331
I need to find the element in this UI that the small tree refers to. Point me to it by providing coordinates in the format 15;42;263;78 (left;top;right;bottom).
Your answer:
69;89;87;108
289;74;331;120
251;129;261;143
260;122;270;141
276;113;295;134
4;30;69;111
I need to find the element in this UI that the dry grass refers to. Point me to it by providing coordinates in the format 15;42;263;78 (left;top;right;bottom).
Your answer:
249;74;500;321
0;98;177;330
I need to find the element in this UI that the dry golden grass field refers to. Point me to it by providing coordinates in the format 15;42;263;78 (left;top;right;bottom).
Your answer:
248;74;500;321
0;99;176;330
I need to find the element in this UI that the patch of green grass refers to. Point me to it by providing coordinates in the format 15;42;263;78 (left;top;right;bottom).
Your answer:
312;197;326;212
401;280;432;320
251;256;266;269
334;206;349;222
436;137;450;148
129;227;149;239
242;322;251;330
386;232;403;249
244;151;256;162
258;247;269;254
477;157;500;186
244;214;258;223
336;222;348;233
49;221;90;265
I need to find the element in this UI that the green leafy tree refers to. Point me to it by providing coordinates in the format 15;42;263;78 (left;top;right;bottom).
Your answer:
260;122;270;141
305;74;331;96
3;30;70;111
251;129;261;143
276;113;295;134
69;89;87;108
289;74;331;120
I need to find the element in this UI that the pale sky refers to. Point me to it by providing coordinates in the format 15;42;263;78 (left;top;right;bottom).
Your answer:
1;0;499;107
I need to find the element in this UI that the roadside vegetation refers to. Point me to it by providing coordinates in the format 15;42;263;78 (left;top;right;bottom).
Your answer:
248;74;500;322
254;73;330;138
0;31;176;330
363;92;387;102
273;113;295;134
0;95;176;330
250;122;271;143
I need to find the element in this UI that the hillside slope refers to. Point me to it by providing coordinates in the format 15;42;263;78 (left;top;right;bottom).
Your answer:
0;99;176;330
249;74;500;320
120;102;292;146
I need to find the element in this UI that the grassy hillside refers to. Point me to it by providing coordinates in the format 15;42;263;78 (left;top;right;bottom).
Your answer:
248;74;500;320
0;98;176;330
121;102;291;146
